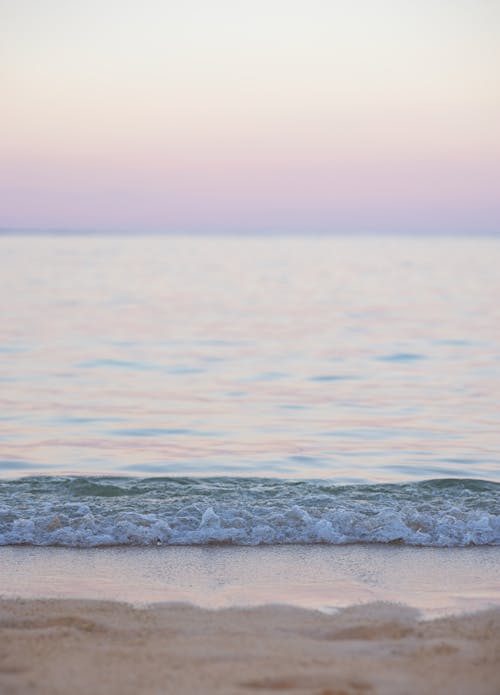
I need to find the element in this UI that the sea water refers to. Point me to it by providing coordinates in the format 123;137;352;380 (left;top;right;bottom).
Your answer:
1;234;499;547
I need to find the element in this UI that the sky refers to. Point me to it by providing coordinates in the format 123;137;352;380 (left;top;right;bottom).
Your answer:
1;0;499;234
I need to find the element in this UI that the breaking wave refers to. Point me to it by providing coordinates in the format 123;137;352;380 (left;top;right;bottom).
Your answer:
0;476;499;548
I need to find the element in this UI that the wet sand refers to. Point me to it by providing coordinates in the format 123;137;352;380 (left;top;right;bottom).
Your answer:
1;598;500;694
2;545;500;616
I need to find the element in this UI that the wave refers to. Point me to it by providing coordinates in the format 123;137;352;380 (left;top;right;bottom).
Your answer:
0;476;499;548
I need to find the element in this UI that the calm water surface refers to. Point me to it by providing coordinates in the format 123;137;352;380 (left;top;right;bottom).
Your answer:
1;234;499;482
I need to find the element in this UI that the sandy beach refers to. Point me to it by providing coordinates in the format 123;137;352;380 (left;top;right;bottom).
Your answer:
2;548;500;695
1;598;499;694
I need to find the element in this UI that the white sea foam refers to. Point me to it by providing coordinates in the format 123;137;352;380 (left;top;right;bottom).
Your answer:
0;476;499;548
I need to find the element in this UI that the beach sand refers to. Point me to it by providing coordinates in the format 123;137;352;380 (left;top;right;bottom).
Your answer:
1;546;500;693
1;598;500;694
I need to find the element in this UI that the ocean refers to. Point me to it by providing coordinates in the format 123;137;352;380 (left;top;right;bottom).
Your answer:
1;234;499;548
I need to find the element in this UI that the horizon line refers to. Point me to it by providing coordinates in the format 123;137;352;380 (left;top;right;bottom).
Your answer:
1;227;499;238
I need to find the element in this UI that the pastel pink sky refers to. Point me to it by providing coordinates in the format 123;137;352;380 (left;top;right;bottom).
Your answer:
1;0;499;233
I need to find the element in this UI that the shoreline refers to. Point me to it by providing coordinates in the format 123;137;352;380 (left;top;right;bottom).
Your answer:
2;545;500;617
1;598;500;694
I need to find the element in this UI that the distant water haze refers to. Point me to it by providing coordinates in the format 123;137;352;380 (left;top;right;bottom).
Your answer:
1;0;500;233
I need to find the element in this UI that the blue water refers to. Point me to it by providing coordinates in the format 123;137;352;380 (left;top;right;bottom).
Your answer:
1;476;499;547
0;235;499;546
